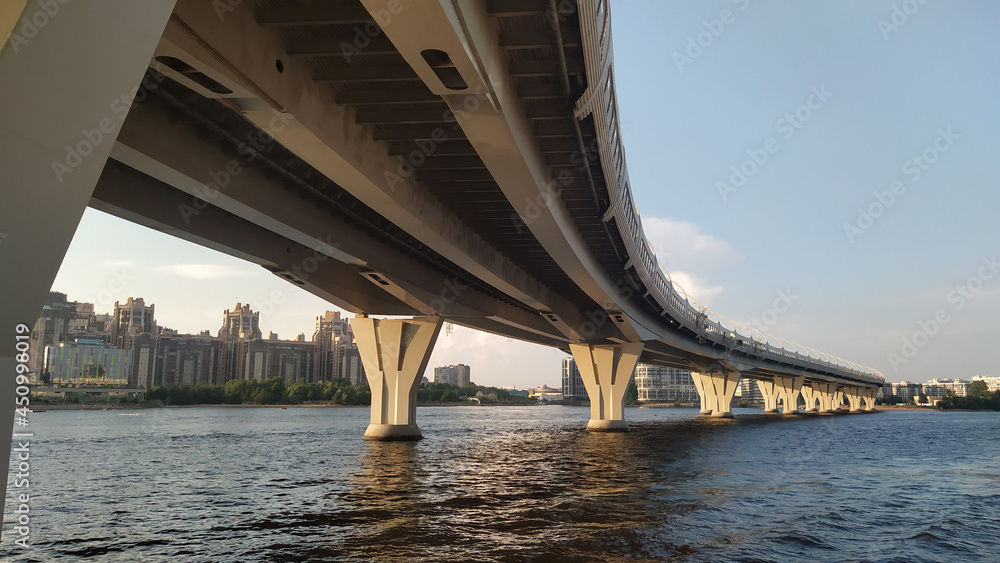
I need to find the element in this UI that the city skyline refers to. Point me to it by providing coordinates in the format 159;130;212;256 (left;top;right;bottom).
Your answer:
38;282;572;388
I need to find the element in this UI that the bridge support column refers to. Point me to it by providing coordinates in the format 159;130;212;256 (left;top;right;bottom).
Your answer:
691;371;712;415
570;342;643;431
0;0;176;537
800;384;819;413
834;389;845;412
812;382;837;413
864;388;879;412
354;315;443;441
843;386;864;413
774;375;804;415
692;371;741;418
757;379;781;413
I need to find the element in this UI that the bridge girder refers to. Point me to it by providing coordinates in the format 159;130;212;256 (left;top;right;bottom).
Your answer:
158;0;615;343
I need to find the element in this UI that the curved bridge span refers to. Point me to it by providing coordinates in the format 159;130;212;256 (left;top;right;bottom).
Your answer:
2;0;882;452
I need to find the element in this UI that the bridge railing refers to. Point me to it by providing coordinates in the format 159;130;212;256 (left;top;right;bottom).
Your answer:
573;0;883;385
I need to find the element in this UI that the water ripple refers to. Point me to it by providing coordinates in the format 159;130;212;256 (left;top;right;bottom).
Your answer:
2;407;998;561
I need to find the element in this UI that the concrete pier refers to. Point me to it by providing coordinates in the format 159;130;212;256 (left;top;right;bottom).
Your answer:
354;315;442;441
692;371;741;418
570;342;643;431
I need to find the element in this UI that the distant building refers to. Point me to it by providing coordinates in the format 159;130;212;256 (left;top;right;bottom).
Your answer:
529;385;563;401
891;381;923;402
972;375;1000;393
218;302;262;384
635;364;697;402
434;364;471;386
157;333;219;386
28;292;78;376
922;381;946;399
45;339;131;384
562;357;587;400
340;342;366;386
30;295;373;390
739;378;763;403
111;297;156;350
926;378;969;397
243;338;316;382
129;333;159;389
313;310;353;382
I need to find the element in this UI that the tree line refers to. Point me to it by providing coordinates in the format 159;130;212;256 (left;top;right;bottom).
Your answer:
880;380;1000;410
145;378;535;406
938;380;1000;410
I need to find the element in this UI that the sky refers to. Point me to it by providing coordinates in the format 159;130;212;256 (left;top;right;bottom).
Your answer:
52;1;1000;387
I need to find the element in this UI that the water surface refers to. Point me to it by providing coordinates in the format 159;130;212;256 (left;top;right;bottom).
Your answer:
3;406;999;561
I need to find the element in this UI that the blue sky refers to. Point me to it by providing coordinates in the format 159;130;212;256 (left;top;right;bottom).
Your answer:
53;1;1000;387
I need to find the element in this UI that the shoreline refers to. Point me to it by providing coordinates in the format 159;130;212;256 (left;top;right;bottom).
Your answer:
32;401;539;411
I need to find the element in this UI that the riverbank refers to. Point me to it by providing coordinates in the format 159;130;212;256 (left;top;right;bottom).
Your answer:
32;401;543;411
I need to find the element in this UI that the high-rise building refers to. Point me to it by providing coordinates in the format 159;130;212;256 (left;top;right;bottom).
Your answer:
158;332;219;386
30;295;371;391
243;338;316;382
28;292;79;377
218;302;262;383
111;297;156;350
313;310;352;382
562;357;587;400
340;342;365;386
130;332;159;389
635;364;697;402
433;364;471;386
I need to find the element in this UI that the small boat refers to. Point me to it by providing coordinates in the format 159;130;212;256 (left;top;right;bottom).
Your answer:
280;406;287;410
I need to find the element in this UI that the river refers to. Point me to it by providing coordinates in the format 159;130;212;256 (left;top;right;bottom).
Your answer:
2;406;999;562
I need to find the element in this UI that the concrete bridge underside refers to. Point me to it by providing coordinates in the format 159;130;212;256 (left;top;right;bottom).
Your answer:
0;0;883;525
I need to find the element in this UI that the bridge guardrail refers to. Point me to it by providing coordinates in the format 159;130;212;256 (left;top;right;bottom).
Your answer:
574;0;883;385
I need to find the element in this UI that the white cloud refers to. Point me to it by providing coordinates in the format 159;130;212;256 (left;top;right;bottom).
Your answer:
666;270;723;305
639;217;732;304
155;264;253;280
640;216;736;272
102;259;133;267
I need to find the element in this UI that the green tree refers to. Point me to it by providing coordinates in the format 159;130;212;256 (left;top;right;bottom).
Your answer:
970;380;989;398
625;380;639;406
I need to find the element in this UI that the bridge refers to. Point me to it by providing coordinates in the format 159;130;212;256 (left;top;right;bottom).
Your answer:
2;0;883;509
